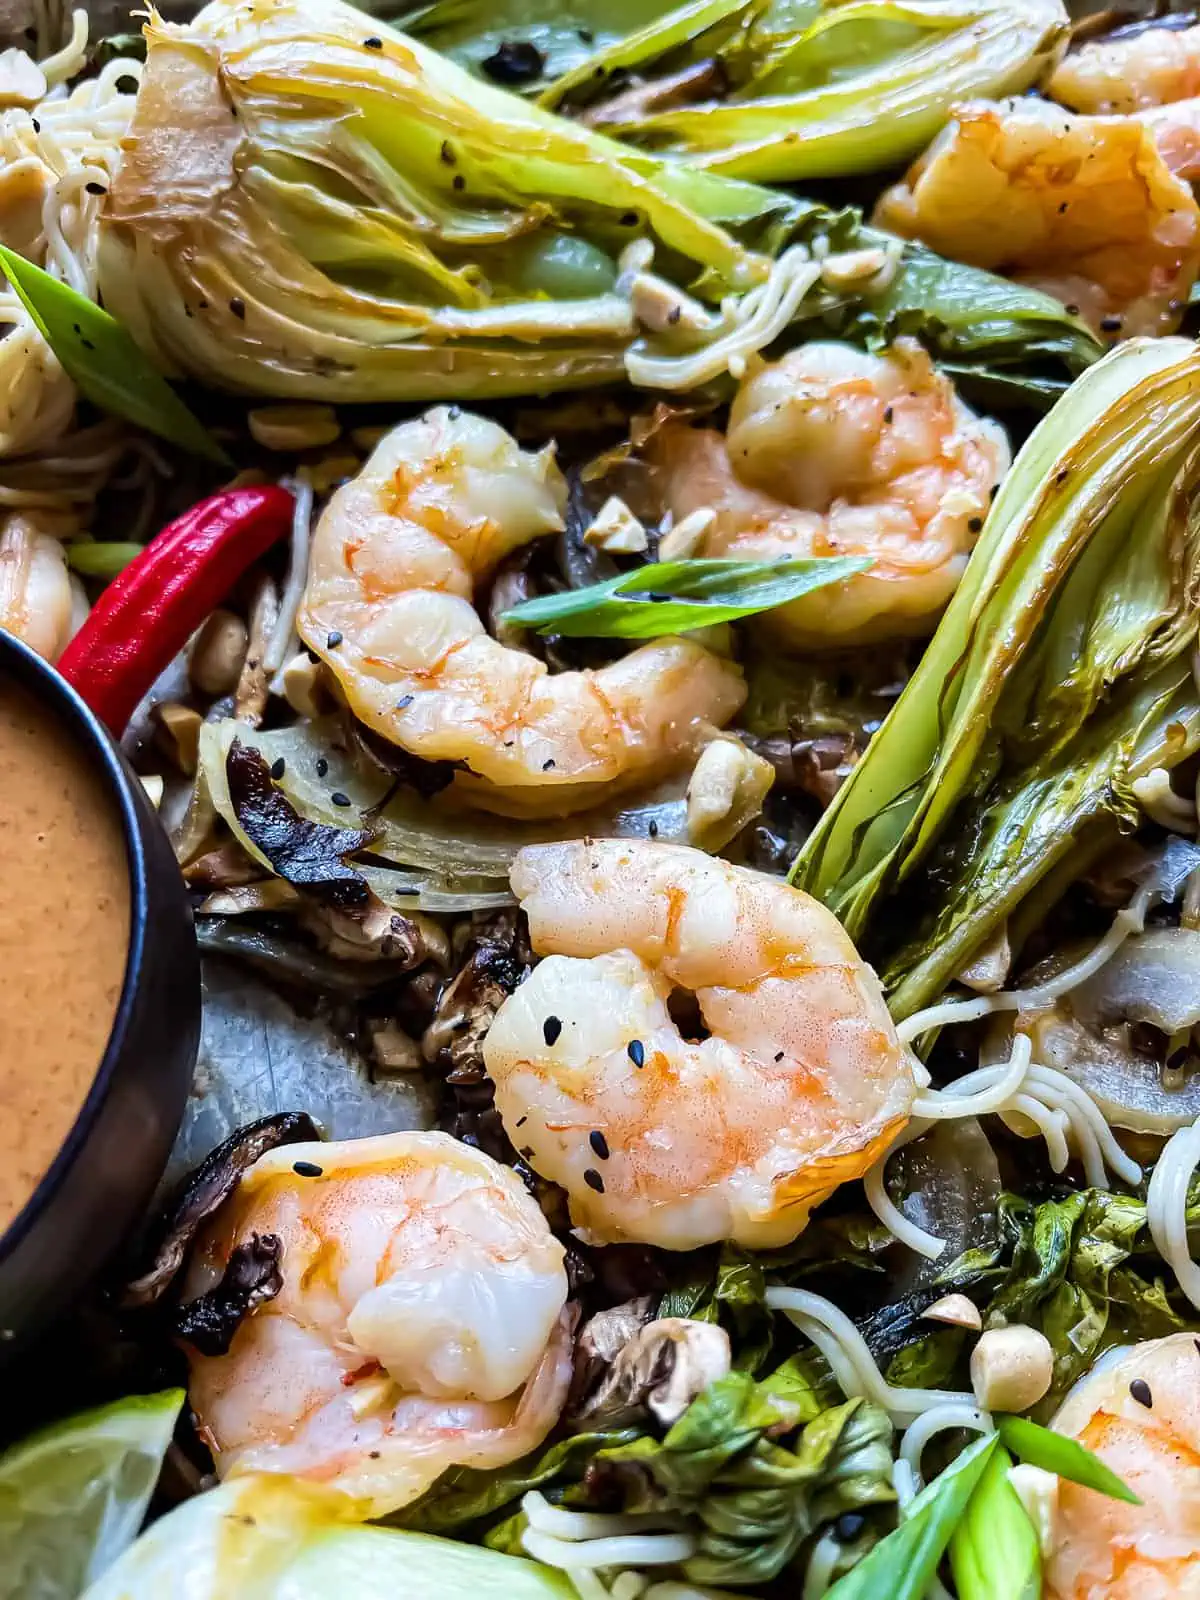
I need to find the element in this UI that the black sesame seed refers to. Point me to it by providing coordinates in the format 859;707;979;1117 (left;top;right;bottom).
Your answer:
1065;303;1080;316
542;758;556;771
577;26;593;40
85;180;106;195
967;516;983;533
543;1015;563;1045
1055;469;1070;485
775;1051;785;1062
397;693;414;709
369;1450;381;1459
1100;315;1122;332
316;758;329;777
590;1130;610;1160
648;820;659;837
330;791;352;807
80;337;95;351
447;405;462;420
326;630;343;649
835;1512;865;1542
293;1160;323;1177
270;757;286;780
1057;201;1068;214
480;39;545;84
520;1145;535;1158
516;1114;528;1127
229;297;246;319
363;35;383;47
440;141;456;165
628;1039;645;1067
31;118;39;133
668;305;682;325
117;74;138;93
883;406;894;424
452;174;465;191
584;1168;605;1193
620;211;639;226
1130;1378;1153;1408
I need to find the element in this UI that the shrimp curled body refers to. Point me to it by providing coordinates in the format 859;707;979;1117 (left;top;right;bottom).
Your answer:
651;342;1008;646
1047;1333;1200;1599
0;513;85;662
183;1131;572;1518
297;408;746;817
483;839;916;1251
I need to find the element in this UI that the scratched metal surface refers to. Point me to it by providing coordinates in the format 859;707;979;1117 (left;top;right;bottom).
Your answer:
164;958;436;1186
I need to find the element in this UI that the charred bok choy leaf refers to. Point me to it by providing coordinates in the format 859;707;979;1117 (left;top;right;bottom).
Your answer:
793;337;1200;1017
98;0;793;403
533;0;1068;186
98;0;1096;405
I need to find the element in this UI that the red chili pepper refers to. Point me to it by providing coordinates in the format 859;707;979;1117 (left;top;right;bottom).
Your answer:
58;484;295;736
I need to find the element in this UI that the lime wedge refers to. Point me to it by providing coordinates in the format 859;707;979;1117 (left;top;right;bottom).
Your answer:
0;1388;183;1600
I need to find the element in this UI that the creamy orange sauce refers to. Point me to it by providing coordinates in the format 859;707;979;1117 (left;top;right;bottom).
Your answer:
0;676;129;1230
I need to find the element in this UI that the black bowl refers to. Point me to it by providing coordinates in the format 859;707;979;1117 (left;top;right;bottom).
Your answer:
0;631;200;1351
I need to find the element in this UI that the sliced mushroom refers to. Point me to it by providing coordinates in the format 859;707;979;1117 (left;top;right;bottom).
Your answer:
569;1296;657;1413
174;1233;283;1356
422;911;532;1082
123;1112;319;1308
569;1316;732;1430
233;575;278;727
296;894;449;970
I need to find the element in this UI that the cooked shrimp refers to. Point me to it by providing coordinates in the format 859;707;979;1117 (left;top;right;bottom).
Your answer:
1046;1333;1200;1599
0;513;85;661
649;341;1008;646
1050;24;1200;114
297;407;745;818
874;98;1200;337
482;838;916;1250
183;1131;572;1518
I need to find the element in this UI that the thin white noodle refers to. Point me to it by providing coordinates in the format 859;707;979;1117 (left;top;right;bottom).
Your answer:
569;1570;613;1600
1001;1096;1072;1173
863;1122;947;1259
898;1403;993;1487
765;1288;975;1423
1147;1115;1200;1311
899;884;1158;1045
911;1034;1032;1119
524;1530;698;1570
39;7;87;86
524;1494;687;1542
625;248;820;391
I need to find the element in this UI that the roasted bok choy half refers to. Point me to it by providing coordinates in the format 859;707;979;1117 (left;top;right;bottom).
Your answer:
96;0;1098;403
414;0;1068;186
794;337;1200;1019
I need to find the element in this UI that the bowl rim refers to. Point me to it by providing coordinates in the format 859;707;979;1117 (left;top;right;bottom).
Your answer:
0;630;151;1263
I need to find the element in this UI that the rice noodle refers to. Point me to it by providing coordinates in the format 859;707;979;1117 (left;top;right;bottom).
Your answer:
1147;1115;1200;1311
764;1287;976;1422
0;21;141;459
522;1493;697;1573
625;246;821;391
898;1403;993;1488
898;879;1161;1045
801;1531;843;1600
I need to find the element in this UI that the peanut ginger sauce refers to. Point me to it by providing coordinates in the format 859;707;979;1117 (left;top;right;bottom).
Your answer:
0;676;129;1230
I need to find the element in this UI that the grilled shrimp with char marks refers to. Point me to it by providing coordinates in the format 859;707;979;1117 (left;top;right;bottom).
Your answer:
183;1131;572;1518
1047;1333;1200;1600
483;839;916;1251
650;341;1008;646
297;407;746;818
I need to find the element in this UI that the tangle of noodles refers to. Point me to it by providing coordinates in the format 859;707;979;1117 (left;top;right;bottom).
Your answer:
764;1288;976;1422
1147;1114;1200;1311
519;1493;730;1600
0;18;141;458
